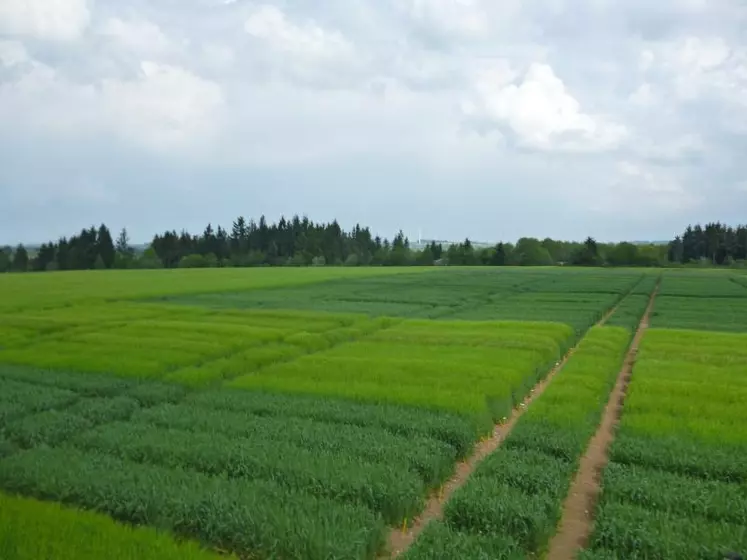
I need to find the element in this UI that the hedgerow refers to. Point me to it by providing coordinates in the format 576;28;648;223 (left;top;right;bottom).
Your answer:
0;491;232;560
0;447;386;560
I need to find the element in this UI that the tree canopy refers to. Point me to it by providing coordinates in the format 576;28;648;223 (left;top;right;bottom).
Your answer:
3;216;744;273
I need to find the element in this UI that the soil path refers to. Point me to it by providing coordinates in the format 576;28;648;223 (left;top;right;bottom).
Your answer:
544;283;659;560
384;290;636;558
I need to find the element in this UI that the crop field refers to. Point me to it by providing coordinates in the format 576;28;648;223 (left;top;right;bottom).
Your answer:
404;326;633;559
581;326;747;554
651;272;747;331
1;267;746;559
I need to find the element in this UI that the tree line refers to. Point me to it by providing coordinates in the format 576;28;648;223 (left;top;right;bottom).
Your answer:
1;216;744;273
667;222;747;265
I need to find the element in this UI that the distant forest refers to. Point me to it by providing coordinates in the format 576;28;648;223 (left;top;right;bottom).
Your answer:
1;217;745;272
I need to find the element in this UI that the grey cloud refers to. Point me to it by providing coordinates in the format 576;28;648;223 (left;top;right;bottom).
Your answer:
2;0;747;245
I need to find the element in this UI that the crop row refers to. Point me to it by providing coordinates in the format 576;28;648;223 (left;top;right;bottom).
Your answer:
229;320;573;423
0;366;190;451
0;386;486;559
0;266;424;312
657;272;747;298
0;307;392;381
604;274;658;330
650;295;747;332
0;446;384;560
166;269;644;325
582;329;747;558
165;269;555;318
0;491;230;560
403;326;632;558
448;292;622;331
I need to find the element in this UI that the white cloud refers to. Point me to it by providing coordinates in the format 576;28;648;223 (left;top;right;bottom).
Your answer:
398;0;490;41
243;4;361;87
0;40;29;67
100;61;225;151
0;50;223;154
629;82;657;106
3;0;747;243
244;5;354;61
98;17;173;55
576;160;701;217
0;0;91;40
201;43;235;70
463;62;627;152
644;35;745;101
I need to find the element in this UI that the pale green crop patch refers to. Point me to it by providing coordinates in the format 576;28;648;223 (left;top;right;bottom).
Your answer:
230;320;574;423
583;328;747;558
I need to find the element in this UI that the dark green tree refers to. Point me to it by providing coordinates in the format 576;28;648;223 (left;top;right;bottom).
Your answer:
97;224;116;269
11;244;29;272
490;242;507;266
0;247;10;272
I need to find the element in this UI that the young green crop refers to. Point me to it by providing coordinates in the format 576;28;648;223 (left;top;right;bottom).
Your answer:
658;272;747;298
581;328;747;557
230;319;573;423
0;266;428;312
72;421;425;524
132;402;457;487
0;492;234;560
404;326;632;559
0;377;79;423
0;447;385;560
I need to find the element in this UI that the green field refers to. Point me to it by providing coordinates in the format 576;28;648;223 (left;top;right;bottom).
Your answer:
1;267;746;559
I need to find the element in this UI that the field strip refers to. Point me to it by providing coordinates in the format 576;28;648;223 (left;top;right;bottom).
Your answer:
383;289;634;559
544;282;660;560
165;317;403;386
595;274;647;327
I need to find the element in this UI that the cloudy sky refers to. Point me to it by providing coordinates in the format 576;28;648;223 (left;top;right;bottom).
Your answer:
1;0;746;245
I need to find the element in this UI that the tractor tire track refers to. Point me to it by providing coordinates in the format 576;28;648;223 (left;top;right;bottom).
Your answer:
383;287;638;558
544;282;660;560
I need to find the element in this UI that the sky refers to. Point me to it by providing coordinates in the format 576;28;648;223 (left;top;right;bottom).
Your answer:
1;0;747;245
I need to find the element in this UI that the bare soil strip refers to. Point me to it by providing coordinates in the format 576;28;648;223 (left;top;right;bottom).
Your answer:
545;284;660;560
384;293;633;558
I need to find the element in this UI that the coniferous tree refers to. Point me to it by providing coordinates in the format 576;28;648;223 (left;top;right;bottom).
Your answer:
11;244;29;272
97;224;116;269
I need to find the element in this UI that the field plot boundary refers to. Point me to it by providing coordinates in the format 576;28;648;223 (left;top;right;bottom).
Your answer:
545;281;660;559
383;286;640;558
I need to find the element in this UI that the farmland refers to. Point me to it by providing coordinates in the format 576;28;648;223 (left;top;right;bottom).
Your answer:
581;328;747;558
1;267;746;559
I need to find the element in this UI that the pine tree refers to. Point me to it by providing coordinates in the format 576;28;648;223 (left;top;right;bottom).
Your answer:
11;244;29;272
97;224;116;269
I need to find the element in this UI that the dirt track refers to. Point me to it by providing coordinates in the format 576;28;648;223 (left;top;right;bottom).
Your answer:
545;283;659;560
384;288;640;558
